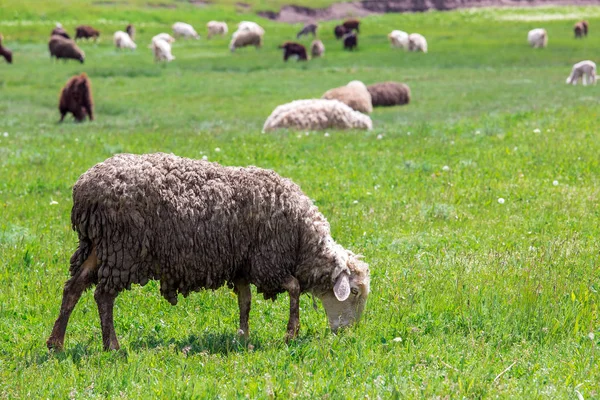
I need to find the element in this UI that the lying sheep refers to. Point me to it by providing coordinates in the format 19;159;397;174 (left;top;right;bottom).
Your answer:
152;38;175;62
311;39;325;58
126;24;135;40
207;21;228;38
334;25;347;40
230;30;262;52
173;22;200;39
566;60;596;86
574;20;588;38
263;99;373;131
0;34;12;64
46;152;370;351
408;33;427;53
237;21;265;36
279;41;307;61
343;19;360;33
114;30;136;50
49;35;85;63
367;82;411;107
297;23;317;39
322;80;372;114
388;30;409;49
343;32;357;51
528;28;547;48
75;25;100;42
51;23;70;39
58;73;93;122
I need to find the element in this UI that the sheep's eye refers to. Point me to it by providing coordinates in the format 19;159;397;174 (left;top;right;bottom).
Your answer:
351;287;359;295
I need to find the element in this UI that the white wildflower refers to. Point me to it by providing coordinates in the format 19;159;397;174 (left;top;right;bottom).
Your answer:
324;132;330;137
533;128;541;133
498;198;505;204
377;134;383;140
202;155;208;160
392;337;402;342
50;200;59;205
2;132;8;137
214;147;221;152
442;165;450;172
353;200;359;204
553;180;559;186
475;130;481;135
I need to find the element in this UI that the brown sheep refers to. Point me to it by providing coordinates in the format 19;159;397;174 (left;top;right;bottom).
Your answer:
51;26;70;39
126;24;135;40
0;34;12;64
343;32;357;51
75;25;100;41
311;40;325;58
297;23;317;39
58;73;94;123
49;35;85;63
279;41;308;61
343;19;360;33
334;25;347;40
367;82;411;107
574;20;588;38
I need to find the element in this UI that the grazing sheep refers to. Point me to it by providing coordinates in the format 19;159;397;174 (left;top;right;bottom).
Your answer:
311;40;325;58
58;73;93;122
343;32;357;51
334;25;347;40
297;23;317;39
322;80;372;114
51;23;70;39
46;152;370;351
207;21;228;38
574;20;588;38
343;19;360;33
229;30;262;52
49;35;85;63
408;33;427;53
388;30;409;49
151;33;175;45
566;60;596;86
152;38;175;62
367;82;411;107
0;34;12;64
113;31;137;50
126;24;135;40
172;22;200;39
75;25;100;42
237;21;265;36
528;28;547;48
263;99;372;131
279;41;307;61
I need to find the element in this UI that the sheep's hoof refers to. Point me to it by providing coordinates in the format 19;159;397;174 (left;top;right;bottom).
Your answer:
46;339;64;352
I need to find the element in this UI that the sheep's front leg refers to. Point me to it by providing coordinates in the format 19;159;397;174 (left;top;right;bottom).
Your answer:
234;279;251;339
94;288;120;351
283;276;301;341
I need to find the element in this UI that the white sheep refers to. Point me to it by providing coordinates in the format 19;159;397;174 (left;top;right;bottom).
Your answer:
152;38;175;62
113;30;136;50
566;60;596;86
263;99;373;132
229;29;263;52
388;30;409;50
528;28;547;48
172;22;200;39
151;33;175;45
408;33;427;53
207;21;228;38
237;21;265;36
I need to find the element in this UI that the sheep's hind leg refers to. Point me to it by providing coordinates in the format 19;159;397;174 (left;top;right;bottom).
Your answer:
234;279;251;339
94;288;120;351
283;276;301;342
47;248;98;351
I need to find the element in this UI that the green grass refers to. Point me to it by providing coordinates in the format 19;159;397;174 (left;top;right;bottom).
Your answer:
1;1;600;398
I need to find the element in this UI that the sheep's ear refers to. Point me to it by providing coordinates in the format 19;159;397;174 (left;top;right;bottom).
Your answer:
333;273;350;301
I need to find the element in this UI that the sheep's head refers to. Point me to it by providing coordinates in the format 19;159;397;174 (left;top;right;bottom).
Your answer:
316;245;370;332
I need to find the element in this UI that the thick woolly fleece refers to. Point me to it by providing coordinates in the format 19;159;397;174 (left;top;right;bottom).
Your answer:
70;153;355;304
367;82;411;107
322;80;373;114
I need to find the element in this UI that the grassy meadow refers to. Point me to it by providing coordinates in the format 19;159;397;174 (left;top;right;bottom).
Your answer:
1;1;600;398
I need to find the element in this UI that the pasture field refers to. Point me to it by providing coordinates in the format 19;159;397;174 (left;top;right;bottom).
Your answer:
1;1;600;398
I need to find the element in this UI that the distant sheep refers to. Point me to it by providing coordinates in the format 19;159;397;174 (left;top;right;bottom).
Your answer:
279;41;307;61
343;32;357;51
173;22;200;39
75;25;100;41
528;28;547;48
237;21;265;36
51;23;70;39
58;73;93;122
367;82;411;107
311;40;325;58
151;33;175;45
566;60;596;86
207;21;228;38
334;25;347;40
388;30;409;49
322;80;372;114
126;24;135;40
263;99;372;132
229;30;262;52
152;38;175;62
46;152;370;351
574;21;588;38
49;35;85;63
114;31;137;50
297;23;317;39
408;33;427;53
0;34;12;64
343;19;360;33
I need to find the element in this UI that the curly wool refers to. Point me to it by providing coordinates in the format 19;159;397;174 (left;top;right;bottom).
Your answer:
367;82;411;107
70;153;357;304
262;99;372;132
322;80;372;114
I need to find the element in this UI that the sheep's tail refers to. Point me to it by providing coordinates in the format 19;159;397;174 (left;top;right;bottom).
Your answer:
69;236;93;277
